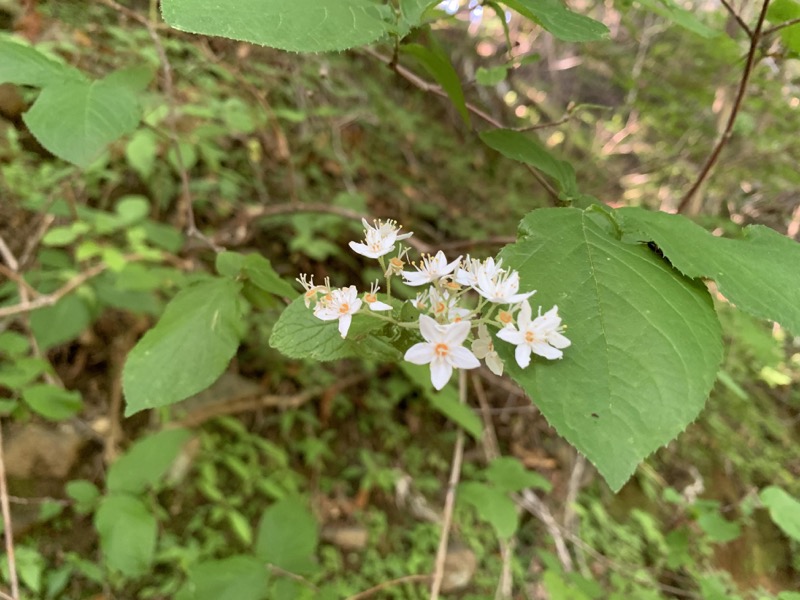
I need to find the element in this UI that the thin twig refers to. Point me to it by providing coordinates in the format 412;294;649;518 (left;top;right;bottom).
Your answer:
429;370;468;599
719;0;753;38
0;236;18;272
677;0;772;213
0;424;20;600
362;47;562;205
347;574;431;600
515;489;574;572
762;16;800;36
0;262;109;319
266;565;318;591
96;0;221;252
0;264;38;299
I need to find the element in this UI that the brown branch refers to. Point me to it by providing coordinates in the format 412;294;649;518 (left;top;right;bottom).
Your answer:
677;0;772;213
763;16;800;36
0;262;109;318
346;574;431;600
0;264;38;299
96;0;221;252
0;424;20;600
175;374;368;428
362;48;562;205
719;0;753;38
429;370;468;599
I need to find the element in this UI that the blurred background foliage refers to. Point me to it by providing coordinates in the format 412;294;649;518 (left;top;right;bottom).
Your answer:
0;0;799;598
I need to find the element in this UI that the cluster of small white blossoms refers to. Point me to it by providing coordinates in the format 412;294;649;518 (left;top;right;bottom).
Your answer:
297;218;571;390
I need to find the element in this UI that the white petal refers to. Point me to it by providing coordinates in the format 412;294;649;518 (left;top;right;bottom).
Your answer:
506;290;537;304
418;315;441;343
472;338;490;359
349;297;363;314
349;241;380;259
443;320;471;345
405;342;435;365
531;341;562;360
448;346;480;369
368;300;393;311
401;271;431;286
430;358;453;390
314;306;339;321
515;344;532;368
497;328;525;345
338;314;353;338
486;353;504;376
547;331;571;349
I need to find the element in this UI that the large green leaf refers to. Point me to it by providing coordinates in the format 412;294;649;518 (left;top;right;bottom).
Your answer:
22;384;83;420
618;208;800;336
0;39;84;87
23;67;150;168
123;278;245;416
255;498;318;575
95;494;157;578
502;0;608;42
161;0;391;52
107;428;193;494
498;207;723;491
767;0;800;54
459;481;519;539
269;296;393;362
187;556;270;600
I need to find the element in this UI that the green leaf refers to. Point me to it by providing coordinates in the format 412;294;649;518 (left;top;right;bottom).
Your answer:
0;331;30;357
0;357;50;389
459;481;519;539
635;0;719;38
760;486;800;542
401;363;483;439
767;0;800;53
480;128;579;198
30;294;92;350
484;457;552;493
42;222;91;246
0;39;84;87
618;208;800;336
400;0;440;27
215;251;247;278
697;510;741;543
23;69;145;168
243;254;297;298
255;497;318;574
402;43;470;127
476;66;509;86
107;428;192;494
22;384;83;420
499;208;723;491
123;278;244;416
95;494;157;578
187;556;269;600
65;480;100;515
502;0;608;42
269;297;387;362
161;0;391;52
126;129;159;180
115;195;150;225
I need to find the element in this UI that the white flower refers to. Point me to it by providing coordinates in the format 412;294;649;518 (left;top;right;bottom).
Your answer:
472;323;504;376
313;285;363;338
428;287;471;323
401;251;461;287
364;281;393;312
497;303;571;368
474;268;536;304
296;273;331;308
384;247;410;277
404;315;480;390
349;218;413;259
454;256;504;287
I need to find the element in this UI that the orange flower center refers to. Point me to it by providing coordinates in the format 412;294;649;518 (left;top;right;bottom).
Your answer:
365;294;376;303
434;343;449;357
499;311;513;324
339;303;350;314
525;331;536;343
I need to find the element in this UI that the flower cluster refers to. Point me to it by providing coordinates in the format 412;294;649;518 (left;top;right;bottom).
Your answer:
297;218;571;390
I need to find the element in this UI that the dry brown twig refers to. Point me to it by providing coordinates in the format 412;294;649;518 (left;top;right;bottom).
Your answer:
361;47;562;205
96;0;221;252
0;424;20;600
677;0;772;213
346;574;431;600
